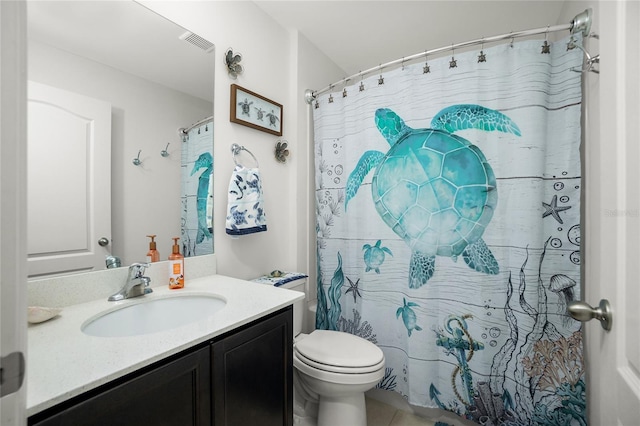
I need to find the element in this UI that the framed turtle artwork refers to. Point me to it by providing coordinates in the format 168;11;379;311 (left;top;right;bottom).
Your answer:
230;84;283;136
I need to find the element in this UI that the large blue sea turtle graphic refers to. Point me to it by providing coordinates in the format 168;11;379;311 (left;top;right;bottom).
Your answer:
345;105;521;288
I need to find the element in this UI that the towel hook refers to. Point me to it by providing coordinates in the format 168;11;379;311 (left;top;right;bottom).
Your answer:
231;143;259;167
132;150;142;166
160;143;170;157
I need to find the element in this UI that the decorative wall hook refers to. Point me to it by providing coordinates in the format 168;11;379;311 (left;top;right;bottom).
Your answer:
275;140;289;163
132;150;142;166
161;143;170;157
225;48;243;79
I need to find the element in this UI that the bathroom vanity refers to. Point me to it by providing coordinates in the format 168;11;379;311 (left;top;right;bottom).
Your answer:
26;273;302;426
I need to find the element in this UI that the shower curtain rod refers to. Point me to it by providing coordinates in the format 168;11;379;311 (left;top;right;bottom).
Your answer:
304;8;593;103
179;115;213;137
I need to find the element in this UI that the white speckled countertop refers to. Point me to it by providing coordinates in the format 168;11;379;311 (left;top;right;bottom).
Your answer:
27;273;304;417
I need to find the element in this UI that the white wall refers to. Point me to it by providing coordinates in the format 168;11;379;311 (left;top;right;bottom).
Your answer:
0;1;28;423
28;41;212;265
140;1;343;282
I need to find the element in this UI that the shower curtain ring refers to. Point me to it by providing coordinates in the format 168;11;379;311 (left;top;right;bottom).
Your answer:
478;39;487;63
541;26;551;54
449;46;457;68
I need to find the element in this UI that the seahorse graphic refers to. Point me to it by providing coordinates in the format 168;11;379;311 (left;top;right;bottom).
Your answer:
190;152;213;243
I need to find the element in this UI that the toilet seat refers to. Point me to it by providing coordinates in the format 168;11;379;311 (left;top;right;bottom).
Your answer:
294;330;384;374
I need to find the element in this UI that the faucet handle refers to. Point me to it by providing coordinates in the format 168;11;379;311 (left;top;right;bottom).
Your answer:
129;262;150;277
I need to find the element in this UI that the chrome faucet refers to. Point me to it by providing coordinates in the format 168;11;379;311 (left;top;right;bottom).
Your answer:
108;262;152;301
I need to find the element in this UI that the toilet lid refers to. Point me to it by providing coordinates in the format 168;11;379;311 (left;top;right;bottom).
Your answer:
294;330;384;369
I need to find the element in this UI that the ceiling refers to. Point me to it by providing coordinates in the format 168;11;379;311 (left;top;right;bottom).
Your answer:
254;1;569;77
27;1;569;101
27;1;215;102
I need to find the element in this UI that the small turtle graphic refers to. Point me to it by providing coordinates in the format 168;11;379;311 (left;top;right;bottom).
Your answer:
346;106;521;288
238;98;253;116
255;107;266;121
266;110;280;128
396;298;422;337
362;240;393;273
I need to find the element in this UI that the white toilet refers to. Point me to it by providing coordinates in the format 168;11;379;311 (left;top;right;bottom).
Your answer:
258;277;385;426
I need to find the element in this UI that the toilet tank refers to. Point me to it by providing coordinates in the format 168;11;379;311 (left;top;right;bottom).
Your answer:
277;278;306;337
252;276;307;337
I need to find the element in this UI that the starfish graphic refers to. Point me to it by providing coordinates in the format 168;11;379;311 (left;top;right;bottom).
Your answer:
345;277;362;303
542;195;571;224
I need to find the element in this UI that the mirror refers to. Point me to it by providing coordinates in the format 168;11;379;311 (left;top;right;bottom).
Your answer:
27;1;215;278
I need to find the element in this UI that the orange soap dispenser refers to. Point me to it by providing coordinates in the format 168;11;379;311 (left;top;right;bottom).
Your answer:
168;237;184;289
146;235;160;262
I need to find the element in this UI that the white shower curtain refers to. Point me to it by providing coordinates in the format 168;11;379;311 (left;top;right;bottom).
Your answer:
181;120;214;257
313;36;584;425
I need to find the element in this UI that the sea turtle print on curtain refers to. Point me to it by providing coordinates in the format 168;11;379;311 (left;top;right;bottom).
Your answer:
314;36;585;425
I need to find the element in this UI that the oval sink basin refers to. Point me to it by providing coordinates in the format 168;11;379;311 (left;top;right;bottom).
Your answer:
81;294;226;337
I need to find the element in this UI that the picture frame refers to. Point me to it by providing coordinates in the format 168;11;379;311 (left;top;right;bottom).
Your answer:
230;84;283;136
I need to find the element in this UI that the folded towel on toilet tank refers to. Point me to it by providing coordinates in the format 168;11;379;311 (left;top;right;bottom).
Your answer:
252;272;308;287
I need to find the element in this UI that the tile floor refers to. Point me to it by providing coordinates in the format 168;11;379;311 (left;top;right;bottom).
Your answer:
365;397;437;426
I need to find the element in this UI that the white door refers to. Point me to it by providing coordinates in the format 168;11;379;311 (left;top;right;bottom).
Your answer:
1;1;27;423
27;81;112;278
584;1;640;423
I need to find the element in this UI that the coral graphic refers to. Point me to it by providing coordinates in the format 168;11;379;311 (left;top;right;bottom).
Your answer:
487;238;586;425
376;367;398;391
338;309;377;343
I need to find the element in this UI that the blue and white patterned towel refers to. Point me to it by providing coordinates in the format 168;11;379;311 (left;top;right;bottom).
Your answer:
225;165;267;236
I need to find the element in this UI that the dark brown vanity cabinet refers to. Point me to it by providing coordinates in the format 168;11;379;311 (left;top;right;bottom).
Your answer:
29;307;293;426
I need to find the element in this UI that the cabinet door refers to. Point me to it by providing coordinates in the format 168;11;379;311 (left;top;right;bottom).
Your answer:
29;346;211;426
213;308;293;426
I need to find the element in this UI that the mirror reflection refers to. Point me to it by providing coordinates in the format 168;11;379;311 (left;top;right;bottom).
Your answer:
26;1;215;278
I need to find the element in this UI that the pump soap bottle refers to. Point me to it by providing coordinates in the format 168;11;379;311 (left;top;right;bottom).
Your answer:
168;237;184;289
146;235;160;262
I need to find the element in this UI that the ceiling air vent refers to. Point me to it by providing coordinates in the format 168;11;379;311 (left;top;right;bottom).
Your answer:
179;31;214;53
